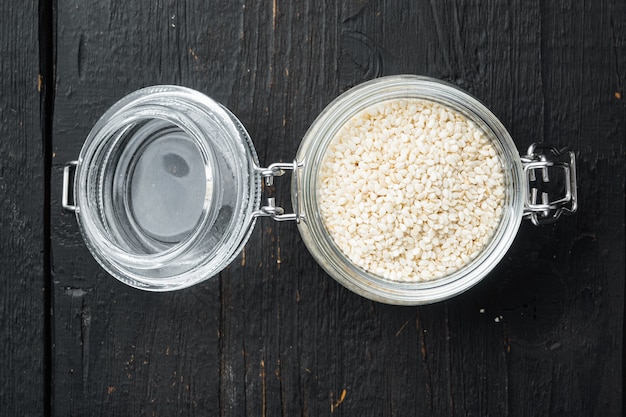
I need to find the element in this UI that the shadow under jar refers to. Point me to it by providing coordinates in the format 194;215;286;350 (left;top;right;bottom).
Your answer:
63;76;577;304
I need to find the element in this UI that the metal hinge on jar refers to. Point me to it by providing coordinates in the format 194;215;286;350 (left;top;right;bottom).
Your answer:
521;143;578;226
254;160;302;223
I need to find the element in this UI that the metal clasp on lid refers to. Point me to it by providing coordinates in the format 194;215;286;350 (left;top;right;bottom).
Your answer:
521;143;577;226
254;160;302;223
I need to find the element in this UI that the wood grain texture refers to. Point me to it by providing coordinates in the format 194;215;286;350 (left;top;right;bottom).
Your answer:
0;0;44;415
50;0;625;416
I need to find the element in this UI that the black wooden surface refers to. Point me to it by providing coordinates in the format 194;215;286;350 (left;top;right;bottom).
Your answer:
1;0;625;416
1;0;45;415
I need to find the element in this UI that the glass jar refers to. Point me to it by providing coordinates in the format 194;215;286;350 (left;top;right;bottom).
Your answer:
63;86;262;291
63;75;577;304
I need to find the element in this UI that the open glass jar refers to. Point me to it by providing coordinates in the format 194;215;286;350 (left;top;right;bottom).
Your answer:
63;75;577;304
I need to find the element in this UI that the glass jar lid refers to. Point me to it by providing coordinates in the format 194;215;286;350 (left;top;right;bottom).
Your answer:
70;86;261;290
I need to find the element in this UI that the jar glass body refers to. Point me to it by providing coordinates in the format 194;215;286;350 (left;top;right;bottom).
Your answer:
294;75;525;305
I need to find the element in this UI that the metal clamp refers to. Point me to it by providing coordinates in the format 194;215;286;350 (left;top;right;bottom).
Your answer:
253;160;301;223
521;143;577;226
62;161;79;212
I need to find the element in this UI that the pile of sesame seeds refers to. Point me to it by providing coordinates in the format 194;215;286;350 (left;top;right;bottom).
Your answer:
318;98;506;282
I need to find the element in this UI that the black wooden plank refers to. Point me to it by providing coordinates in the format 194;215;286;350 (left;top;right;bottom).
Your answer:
51;0;624;416
0;0;44;415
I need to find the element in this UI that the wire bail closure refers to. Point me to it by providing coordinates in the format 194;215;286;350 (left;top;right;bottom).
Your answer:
521;143;578;226
254;160;302;223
